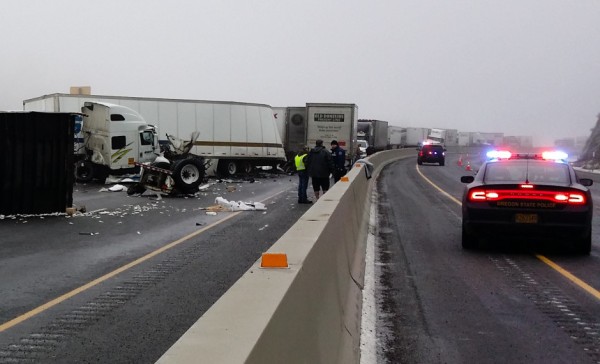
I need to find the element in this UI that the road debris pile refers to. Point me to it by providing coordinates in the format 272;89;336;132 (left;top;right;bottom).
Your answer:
203;197;267;213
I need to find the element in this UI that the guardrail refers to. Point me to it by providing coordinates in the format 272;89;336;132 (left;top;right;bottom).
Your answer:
156;149;414;364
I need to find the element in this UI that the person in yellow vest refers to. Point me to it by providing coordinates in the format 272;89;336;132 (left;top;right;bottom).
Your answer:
295;146;312;204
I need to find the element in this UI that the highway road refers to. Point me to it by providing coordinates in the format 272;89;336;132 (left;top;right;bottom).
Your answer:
372;151;600;363
0;173;309;363
2;150;600;363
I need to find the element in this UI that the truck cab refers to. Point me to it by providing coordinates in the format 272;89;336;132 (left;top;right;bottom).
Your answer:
76;102;159;182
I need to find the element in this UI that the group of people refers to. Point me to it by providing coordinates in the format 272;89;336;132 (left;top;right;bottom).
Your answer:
294;139;347;204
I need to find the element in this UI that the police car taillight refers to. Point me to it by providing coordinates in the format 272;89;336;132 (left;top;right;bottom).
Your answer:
468;188;587;204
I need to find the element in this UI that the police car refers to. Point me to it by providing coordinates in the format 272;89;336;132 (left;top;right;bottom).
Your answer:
460;150;593;254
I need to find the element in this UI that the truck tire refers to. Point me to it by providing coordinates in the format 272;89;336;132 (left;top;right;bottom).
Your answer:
172;158;205;194
242;161;253;174
218;160;238;176
75;160;94;182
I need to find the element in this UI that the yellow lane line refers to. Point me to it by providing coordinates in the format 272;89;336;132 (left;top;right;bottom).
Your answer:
415;163;600;301
536;255;600;300
415;164;462;205
0;189;288;332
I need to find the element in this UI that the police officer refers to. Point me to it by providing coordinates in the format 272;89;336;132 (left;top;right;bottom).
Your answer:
330;140;347;183
295;146;311;204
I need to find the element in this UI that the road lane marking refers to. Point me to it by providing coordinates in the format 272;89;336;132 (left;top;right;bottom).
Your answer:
415;164;462;205
0;189;289;333
535;254;600;300
416;164;600;301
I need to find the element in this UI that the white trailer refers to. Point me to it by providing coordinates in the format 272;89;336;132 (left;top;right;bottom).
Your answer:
305;103;358;161
405;127;430;147
23;93;286;176
387;125;405;149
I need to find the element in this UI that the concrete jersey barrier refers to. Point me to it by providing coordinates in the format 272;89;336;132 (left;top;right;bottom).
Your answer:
156;149;415;364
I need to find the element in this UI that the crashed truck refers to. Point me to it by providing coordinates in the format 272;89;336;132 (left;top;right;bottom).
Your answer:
74;101;206;195
23;93;287;177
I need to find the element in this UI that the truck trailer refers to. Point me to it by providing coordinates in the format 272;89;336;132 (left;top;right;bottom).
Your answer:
357;119;389;152
305;103;358;162
387;125;405;149
23;93;286;177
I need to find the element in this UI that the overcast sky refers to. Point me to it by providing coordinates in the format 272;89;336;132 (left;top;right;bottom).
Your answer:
2;0;599;146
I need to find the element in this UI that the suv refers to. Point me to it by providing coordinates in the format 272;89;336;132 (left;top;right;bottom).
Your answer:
417;144;445;166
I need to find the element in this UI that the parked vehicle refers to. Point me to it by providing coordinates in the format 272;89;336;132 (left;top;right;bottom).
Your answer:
305;103;358;163
387;125;405;149
357;119;389;152
405;127;431;147
417;143;446;166
23;93;286;177
460;150;593;254
274;103;359;168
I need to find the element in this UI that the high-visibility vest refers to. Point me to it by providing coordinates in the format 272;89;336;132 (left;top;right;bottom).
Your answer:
295;153;307;171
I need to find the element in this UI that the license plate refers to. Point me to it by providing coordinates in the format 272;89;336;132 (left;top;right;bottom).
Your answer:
515;213;538;224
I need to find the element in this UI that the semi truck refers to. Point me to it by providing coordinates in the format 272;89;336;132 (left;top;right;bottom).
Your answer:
305;103;358;162
357;119;389;153
272;103;358;168
405;127;431;147
70;102;206;194
387;125;405;149
23;93;286;177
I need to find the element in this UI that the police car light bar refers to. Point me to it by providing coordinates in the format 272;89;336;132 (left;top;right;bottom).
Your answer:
541;151;568;161
486;150;512;160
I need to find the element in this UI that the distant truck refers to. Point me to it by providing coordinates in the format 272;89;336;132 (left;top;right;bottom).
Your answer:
387;125;405;149
405;127;431;147
306;103;358;162
23;93;286;177
274;103;358;166
357;119;389;153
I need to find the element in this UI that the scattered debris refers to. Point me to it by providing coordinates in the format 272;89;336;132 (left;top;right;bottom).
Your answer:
79;232;99;235
206;211;218;216
213;197;266;211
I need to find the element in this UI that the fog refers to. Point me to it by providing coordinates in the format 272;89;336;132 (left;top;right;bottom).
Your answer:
1;0;599;146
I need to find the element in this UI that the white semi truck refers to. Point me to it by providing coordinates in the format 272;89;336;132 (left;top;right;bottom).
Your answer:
305;103;358;162
23;93;286;177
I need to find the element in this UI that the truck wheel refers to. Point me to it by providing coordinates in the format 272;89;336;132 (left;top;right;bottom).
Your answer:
242;161;253;174
172;158;205;194
75;160;94;182
218;160;238;176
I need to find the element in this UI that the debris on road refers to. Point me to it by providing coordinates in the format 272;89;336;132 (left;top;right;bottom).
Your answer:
213;197;266;211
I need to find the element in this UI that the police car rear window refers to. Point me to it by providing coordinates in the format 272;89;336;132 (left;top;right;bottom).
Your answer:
484;161;570;184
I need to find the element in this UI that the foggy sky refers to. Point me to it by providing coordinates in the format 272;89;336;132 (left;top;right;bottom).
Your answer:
2;0;599;146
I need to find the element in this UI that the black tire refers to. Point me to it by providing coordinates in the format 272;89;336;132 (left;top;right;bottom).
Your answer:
172;158;205;194
439;160;445;166
417;159;423;166
574;231;592;255
218;160;238;176
127;184;146;195
242;161;253;174
462;222;478;249
75;160;94;182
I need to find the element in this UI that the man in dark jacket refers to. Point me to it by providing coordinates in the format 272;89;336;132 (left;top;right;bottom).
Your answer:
306;139;334;200
330;140;347;183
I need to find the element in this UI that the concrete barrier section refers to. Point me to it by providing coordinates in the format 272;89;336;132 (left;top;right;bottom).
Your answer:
156;149;414;364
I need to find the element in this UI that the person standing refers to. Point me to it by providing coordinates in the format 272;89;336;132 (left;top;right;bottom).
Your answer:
330;140;347;183
294;146;311;204
306;139;334;200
